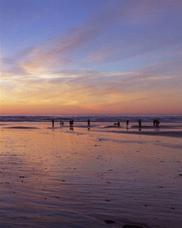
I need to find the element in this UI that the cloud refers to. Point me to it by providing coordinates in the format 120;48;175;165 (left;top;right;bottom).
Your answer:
3;61;180;104
4;0;182;76
1;0;182;114
2;65;181;114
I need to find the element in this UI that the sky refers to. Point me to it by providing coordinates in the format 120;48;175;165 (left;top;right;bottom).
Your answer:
0;0;182;115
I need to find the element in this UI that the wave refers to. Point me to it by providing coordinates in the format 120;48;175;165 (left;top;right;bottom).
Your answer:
0;115;182;123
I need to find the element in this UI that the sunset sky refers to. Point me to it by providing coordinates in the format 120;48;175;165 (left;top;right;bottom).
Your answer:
1;0;182;115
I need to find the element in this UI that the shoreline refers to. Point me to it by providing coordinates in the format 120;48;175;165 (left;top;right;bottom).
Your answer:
1;124;182;138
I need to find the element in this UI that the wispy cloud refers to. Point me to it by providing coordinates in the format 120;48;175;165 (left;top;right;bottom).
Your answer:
4;0;182;76
1;0;182;114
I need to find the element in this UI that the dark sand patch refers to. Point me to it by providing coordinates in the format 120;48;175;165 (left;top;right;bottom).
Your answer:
102;130;182;138
131;125;179;129
4;126;39;129
103;125;124;128
122;225;146;228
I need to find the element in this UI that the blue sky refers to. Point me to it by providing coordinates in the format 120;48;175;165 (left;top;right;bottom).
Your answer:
1;0;182;114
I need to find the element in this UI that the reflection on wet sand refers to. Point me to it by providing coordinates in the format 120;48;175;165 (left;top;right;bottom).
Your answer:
0;122;182;228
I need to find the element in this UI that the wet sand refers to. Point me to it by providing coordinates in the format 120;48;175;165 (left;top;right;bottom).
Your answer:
1;122;182;228
103;130;182;138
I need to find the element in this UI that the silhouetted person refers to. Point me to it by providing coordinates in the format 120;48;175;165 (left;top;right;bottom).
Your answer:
153;120;156;126
87;119;90;127
69;119;74;127
117;122;120;127
126;120;129;128
156;119;160;127
69;120;74;130
138;119;142;128
69;120;72;127
52;120;55;128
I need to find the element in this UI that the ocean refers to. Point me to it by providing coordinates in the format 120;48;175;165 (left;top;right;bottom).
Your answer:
0;115;182;123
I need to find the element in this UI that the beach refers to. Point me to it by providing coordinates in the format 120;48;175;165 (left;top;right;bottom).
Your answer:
1;121;182;228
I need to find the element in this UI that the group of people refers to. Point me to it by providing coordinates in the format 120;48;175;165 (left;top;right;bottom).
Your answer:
114;119;161;129
51;118;161;129
51;119;65;128
153;119;160;127
138;118;160;128
114;120;130;128
51;119;91;128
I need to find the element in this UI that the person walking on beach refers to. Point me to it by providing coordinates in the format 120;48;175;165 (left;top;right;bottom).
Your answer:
69;119;74;130
87;119;90;127
126;120;129;128
69;119;74;127
138;119;142;128
52;119;55;128
69;120;72;127
117;122;120;127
